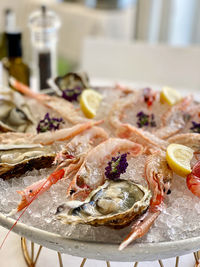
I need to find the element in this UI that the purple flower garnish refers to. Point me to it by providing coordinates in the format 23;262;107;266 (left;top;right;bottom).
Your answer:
37;113;64;133
105;153;129;180
136;111;156;128
190;121;200;133
62;86;82;102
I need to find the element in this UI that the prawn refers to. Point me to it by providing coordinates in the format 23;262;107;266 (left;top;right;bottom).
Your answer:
168;133;200;198
0;120;103;146
155;95;194;139
109;88;194;141
116;123;168;151
15;127;108;212
119;151;173;250
187;160;200;198
10;77;89;124
67;138;143;200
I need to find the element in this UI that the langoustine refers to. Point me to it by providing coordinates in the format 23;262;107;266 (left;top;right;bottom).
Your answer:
0;121;103;180
10;77;89;125
15;126;108;212
119;151;173;250
66;138;143;200
168;133;200;198
108;88;195;150
55;137;173;250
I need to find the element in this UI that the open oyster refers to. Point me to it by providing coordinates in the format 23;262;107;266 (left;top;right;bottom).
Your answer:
0;144;55;180
48;72;90;101
0;91;35;133
56;179;151;228
54;72;89;91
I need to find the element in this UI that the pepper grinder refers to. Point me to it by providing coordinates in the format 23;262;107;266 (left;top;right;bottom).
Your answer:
29;6;61;91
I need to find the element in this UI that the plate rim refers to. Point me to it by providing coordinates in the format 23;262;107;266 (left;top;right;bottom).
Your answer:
1;212;200;262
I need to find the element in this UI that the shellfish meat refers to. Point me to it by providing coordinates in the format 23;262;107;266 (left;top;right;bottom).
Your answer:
0;91;35;133
56;179;151;228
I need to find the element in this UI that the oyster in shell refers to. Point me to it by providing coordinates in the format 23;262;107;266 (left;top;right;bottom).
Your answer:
0;91;35;133
48;72;90;101
56;179;151;228
0;144;55;180
54;72;89;91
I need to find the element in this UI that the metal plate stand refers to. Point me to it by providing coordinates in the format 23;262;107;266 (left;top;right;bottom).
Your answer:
21;237;200;267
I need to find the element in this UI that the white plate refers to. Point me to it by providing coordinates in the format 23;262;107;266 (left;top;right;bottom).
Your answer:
0;82;200;262
0;213;200;262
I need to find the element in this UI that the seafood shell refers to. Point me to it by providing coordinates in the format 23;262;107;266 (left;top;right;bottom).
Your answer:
0;91;35;133
56;179;151;228
54;72;89;91
0;144;55;180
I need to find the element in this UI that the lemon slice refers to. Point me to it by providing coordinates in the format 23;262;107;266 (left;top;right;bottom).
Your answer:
160;86;182;106
166;144;194;177
80;89;102;118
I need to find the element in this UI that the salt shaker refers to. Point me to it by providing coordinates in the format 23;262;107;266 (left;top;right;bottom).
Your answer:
29;6;61;91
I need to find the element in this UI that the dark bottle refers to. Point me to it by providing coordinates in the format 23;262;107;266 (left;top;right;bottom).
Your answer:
0;9;16;60
4;32;30;86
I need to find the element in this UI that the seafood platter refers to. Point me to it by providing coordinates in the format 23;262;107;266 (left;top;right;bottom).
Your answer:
0;72;200;261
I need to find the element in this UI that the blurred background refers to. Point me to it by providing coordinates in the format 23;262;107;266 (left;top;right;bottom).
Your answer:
0;0;200;90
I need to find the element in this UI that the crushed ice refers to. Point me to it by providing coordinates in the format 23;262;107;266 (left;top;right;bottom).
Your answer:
1;160;200;245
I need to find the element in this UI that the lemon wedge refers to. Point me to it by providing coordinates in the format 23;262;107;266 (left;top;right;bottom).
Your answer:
166;144;194;177
80;89;102;118
160;86;182;106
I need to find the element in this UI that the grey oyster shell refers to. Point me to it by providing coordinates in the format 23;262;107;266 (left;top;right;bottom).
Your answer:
0;144;55;180
54;72;89;91
56;179;151;228
0;91;35;133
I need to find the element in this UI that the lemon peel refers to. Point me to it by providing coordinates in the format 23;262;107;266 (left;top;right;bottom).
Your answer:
160;86;182;106
80;89;102;119
166;143;194;177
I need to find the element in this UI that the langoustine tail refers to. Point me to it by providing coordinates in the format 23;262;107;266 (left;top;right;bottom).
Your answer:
17;169;65;212
10;77;48;101
0;168;65;249
33;120;104;146
118;210;160;251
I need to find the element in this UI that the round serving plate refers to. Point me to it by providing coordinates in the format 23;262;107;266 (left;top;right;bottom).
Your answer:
1;82;200;262
0;213;200;262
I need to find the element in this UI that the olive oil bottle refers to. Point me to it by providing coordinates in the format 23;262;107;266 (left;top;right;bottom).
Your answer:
0;9;15;60
4;32;30;86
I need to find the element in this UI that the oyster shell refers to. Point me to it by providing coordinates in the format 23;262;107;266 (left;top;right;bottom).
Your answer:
0;144;55;180
54;72;89;91
56;180;151;228
48;72;90;98
0;91;35;133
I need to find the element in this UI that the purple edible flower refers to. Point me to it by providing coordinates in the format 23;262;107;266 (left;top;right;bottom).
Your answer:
62;86;82;102
136;111;156;128
105;153;129;180
37;113;64;133
190;121;200;133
